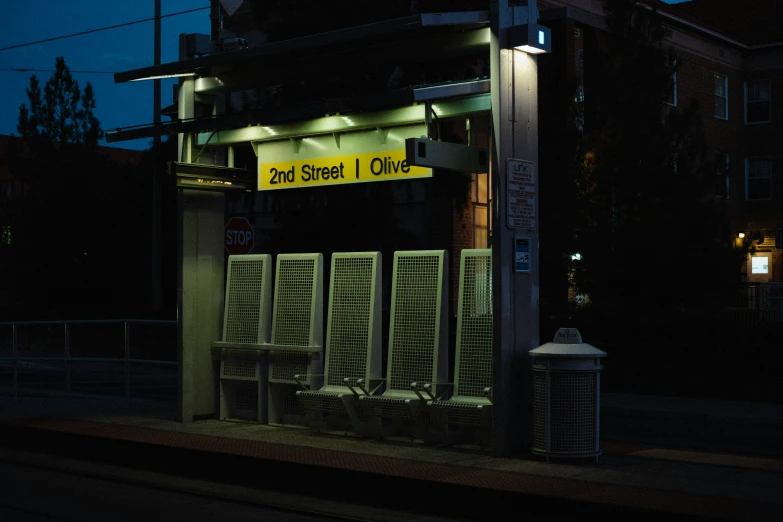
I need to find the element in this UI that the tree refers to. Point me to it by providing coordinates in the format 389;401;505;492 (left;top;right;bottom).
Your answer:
5;57;116;318
17;56;103;147
570;0;738;319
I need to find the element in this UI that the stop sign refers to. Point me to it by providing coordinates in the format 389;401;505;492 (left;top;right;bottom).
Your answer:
225;217;254;255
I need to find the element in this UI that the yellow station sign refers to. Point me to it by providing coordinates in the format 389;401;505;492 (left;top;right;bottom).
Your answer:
258;149;430;190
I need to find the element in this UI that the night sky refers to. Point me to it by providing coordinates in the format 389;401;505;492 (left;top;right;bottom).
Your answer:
0;0;209;150
0;0;689;151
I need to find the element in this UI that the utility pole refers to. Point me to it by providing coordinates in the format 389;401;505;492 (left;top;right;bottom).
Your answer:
151;0;163;312
490;0;541;457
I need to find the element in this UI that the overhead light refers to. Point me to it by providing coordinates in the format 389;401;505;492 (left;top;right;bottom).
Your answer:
130;72;197;82
510;24;551;54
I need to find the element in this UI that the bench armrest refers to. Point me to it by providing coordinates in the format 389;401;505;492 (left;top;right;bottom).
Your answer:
354;378;385;396
412;382;453;401
294;373;323;391
483;387;493;403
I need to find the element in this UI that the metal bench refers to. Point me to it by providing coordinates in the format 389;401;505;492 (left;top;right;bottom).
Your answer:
295;252;383;433
358;250;448;438
429;248;493;445
267;253;324;426
214;254;273;423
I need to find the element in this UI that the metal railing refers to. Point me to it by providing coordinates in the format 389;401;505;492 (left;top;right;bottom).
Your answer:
729;283;783;325
0;319;177;401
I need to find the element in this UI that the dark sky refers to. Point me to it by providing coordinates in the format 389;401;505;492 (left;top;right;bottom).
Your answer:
0;0;691;152
0;0;209;151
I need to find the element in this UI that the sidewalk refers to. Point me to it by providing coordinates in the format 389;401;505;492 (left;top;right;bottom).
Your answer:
1;394;782;521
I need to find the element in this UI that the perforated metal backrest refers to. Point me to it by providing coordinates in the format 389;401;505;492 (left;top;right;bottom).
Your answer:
271;253;324;347
386;250;448;392
324;252;382;388
454;249;493;398
222;254;272;344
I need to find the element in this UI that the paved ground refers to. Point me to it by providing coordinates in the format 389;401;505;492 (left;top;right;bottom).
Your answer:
0;447;453;522
1;394;782;521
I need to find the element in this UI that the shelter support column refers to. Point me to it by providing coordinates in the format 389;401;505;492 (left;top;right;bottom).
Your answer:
176;76;225;422
490;0;540;457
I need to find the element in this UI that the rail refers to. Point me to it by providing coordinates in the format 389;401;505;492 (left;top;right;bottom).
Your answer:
729;283;783;325
0;319;177;401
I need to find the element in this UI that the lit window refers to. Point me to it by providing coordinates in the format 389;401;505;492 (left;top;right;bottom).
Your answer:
751;256;769;274
714;73;728;119
746;157;772;200
745;80;771;124
472;172;490;248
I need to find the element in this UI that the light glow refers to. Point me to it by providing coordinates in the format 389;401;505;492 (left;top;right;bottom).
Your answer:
130;72;196;81
515;45;547;54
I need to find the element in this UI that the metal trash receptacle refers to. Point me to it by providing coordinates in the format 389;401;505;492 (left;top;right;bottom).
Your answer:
529;328;607;462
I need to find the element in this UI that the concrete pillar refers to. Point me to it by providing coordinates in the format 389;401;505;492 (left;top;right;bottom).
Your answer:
490;0;540;457
176;75;225;422
177;190;224;422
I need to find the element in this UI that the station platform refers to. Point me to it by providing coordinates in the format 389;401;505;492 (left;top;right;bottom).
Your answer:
0;394;782;521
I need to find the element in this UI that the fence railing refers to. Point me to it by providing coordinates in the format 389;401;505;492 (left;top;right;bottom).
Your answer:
0;319;177;401
729;283;783;326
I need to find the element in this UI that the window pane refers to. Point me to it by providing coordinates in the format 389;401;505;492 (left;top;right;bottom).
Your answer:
747;158;771;199
748;80;771;102
748;102;770;122
477;173;488;204
714;74;726;96
747;81;771;123
748;178;770;199
715;96;727;118
474;205;488;248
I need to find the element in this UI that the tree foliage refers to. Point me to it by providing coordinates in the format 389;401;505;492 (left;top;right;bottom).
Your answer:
569;0;738;318
2;58;163;319
17;57;103;147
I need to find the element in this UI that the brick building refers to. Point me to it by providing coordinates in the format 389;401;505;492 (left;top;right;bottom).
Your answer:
538;0;782;284
138;0;779;320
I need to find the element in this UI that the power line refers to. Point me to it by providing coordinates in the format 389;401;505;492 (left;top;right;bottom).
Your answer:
0;68;116;74
0;6;209;52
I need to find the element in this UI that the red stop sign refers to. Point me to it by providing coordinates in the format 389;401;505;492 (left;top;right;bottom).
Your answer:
225;217;254;255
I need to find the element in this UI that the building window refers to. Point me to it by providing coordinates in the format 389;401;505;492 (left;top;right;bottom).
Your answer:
471;173;490;248
665;59;677;106
715;152;730;199
751;256;769;274
746;157;771;200
714;73;728;119
745;80;771;124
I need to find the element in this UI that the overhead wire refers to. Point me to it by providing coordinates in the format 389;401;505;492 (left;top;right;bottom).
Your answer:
0;68;116;74
0;6;209;52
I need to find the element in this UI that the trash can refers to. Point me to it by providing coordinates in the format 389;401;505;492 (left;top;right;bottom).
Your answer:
529;328;606;462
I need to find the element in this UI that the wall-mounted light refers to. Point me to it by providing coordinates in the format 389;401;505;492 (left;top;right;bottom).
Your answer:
168;162;255;192
509;24;552;54
738;232;745;239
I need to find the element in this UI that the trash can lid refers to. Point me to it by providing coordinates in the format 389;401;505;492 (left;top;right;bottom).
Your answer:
529;328;607;358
